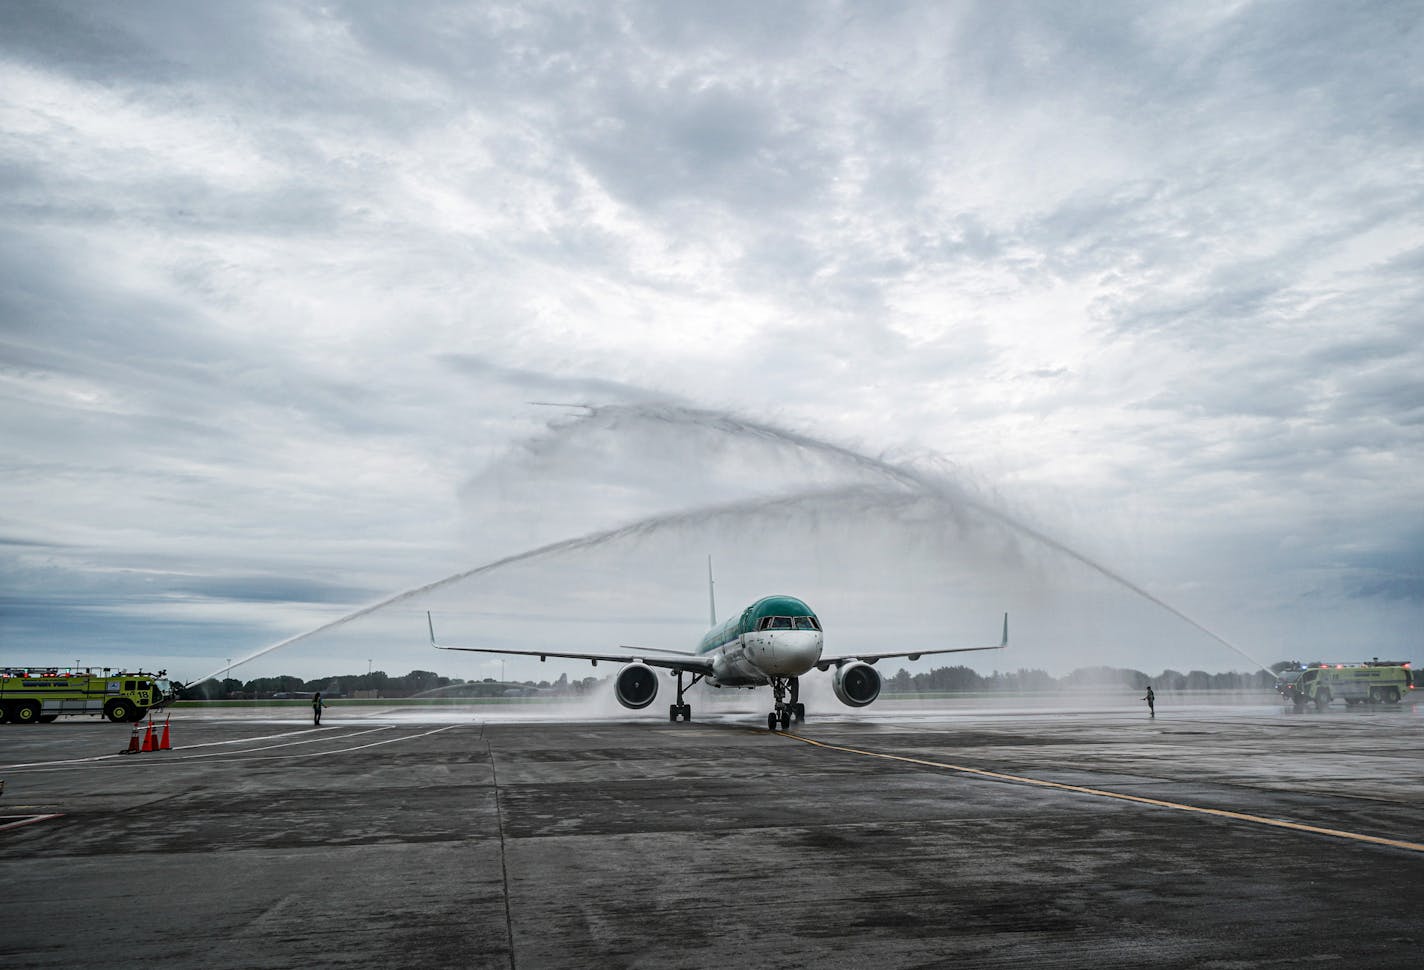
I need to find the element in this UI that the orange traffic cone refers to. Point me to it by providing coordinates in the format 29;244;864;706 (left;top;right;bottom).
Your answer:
158;716;171;751
141;719;156;752
124;725;141;754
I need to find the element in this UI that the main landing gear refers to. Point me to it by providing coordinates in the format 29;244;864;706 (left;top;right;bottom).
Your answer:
670;670;704;722
766;677;806;731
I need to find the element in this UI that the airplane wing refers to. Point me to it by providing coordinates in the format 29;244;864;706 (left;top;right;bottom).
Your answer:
426;613;716;674
815;613;1008;669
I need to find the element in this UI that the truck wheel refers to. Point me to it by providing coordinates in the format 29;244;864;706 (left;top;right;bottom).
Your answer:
1382;688;1399;705
105;700;133;723
12;701;41;724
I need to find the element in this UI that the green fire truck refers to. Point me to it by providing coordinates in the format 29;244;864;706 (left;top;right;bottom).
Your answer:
0;667;176;724
1277;661;1414;711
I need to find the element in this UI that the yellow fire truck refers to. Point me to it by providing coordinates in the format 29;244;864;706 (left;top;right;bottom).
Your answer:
1277;661;1414;711
0;667;176;724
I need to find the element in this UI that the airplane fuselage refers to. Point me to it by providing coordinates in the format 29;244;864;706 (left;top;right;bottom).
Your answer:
697;594;824;688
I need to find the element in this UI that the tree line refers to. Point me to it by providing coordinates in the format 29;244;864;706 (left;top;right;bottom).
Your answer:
179;669;602;700
883;664;1281;693
181;663;1285;700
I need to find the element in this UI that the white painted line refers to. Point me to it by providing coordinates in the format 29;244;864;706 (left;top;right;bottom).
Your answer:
0;727;394;771
787;733;1424;855
0;813;63;832
154;726;394;761
162;723;471;765
30;723;473;771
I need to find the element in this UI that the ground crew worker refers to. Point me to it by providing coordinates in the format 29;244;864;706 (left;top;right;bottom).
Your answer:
312;691;324;726
1142;685;1155;718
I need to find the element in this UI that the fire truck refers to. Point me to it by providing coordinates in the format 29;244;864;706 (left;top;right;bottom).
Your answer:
1277;661;1414;711
0;667;176;724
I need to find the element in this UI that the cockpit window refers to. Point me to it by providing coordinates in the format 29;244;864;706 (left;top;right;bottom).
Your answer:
757;615;820;631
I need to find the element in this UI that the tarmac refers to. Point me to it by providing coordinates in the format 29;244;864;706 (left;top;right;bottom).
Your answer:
1;696;1421;969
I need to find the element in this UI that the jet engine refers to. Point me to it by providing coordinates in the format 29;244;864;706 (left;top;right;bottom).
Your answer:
831;661;881;707
614;663;659;710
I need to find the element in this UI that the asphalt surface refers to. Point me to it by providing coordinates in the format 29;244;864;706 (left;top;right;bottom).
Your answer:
2;698;1421;969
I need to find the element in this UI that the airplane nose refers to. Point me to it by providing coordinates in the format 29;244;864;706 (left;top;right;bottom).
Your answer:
766;631;822;675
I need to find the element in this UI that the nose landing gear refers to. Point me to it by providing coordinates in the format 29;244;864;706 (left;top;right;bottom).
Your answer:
766;676;806;731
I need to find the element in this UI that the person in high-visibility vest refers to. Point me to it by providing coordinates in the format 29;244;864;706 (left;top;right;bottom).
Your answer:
312;692;324;726
1142;685;1155;719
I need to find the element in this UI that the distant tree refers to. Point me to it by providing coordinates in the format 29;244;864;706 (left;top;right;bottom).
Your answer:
1063;666;1145;688
180;678;223;700
993;668;1055;691
1185;670;1213;690
400;669;443;694
1015;668;1056;690
1156;669;1187;691
243;675;304;697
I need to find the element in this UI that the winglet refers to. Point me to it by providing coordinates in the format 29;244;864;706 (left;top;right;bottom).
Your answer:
1001;612;1009;648
427;611;437;647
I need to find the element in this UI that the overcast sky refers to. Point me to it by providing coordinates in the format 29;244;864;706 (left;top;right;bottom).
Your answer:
2;1;1421;688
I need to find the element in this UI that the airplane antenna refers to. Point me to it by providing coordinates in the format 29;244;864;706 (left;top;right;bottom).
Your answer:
707;555;717;627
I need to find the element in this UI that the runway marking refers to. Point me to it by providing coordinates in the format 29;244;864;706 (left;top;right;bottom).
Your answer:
159;726;349;750
289;722;466;757
0;727;393;771
148;726;394;760
1;724;470;774
0;814;63;832
109;723;470;766
783;733;1424;855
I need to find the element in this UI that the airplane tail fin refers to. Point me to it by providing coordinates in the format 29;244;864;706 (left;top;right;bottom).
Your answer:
1000;612;1009;647
707;555;717;627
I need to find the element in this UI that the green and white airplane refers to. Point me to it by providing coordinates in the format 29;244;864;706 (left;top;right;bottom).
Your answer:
429;568;1007;730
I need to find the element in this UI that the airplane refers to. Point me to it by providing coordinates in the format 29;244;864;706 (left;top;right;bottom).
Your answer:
427;563;1008;730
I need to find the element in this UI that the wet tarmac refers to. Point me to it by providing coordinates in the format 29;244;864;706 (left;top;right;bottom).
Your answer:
2;698;1421;968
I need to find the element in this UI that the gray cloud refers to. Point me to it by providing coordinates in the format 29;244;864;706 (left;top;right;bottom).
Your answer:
2;0;1420;678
